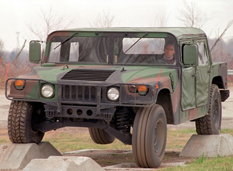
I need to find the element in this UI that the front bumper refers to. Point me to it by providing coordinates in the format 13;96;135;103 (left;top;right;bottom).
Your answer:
44;104;116;121
6;78;157;120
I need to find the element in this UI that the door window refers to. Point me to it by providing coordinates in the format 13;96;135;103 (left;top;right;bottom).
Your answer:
197;42;208;65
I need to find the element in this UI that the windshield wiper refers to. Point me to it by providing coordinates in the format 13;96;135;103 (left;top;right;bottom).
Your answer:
54;32;79;49
125;32;148;53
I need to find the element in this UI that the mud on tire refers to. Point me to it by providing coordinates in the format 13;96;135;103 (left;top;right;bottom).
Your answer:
8;101;44;143
89;128;115;144
195;84;222;135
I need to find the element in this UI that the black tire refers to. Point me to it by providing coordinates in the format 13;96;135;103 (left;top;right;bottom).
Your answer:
88;128;115;144
8;101;44;143
132;104;167;168
195;84;222;135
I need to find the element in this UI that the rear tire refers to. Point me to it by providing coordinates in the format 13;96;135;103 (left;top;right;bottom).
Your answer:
8;101;44;143
195;84;222;135
132;104;167;168
89;128;115;144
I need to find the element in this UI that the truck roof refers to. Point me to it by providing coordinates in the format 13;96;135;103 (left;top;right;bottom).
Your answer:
52;27;207;40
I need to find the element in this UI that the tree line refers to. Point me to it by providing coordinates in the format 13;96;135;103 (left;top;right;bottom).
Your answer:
0;1;232;86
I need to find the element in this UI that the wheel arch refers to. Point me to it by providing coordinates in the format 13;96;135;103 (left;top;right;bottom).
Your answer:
156;88;174;124
212;76;224;89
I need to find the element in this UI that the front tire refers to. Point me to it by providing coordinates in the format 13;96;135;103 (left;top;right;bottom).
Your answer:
195;84;222;135
8;101;44;143
132;105;167;168
89;128;115;144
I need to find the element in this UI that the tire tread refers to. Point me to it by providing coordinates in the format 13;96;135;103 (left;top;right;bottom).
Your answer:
89;128;115;144
195;84;221;135
8;101;44;143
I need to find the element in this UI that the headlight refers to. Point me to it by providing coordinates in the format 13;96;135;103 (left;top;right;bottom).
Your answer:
128;85;148;95
128;85;137;93
41;84;54;98
107;87;119;101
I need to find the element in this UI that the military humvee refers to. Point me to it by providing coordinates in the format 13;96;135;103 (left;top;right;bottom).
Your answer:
6;27;229;168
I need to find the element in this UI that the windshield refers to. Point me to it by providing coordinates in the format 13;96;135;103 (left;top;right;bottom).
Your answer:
48;36;109;63
47;32;177;65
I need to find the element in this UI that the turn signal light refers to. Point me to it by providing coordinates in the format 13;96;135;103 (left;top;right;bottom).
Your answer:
14;80;25;90
138;85;148;95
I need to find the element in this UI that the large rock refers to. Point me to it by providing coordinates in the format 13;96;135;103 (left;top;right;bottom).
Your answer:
0;142;61;170
23;156;104;171
180;134;233;157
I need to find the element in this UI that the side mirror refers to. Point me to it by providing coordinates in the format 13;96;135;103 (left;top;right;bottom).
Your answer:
183;44;198;65
29;41;41;63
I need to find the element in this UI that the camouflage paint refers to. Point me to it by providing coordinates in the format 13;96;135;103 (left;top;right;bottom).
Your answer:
6;27;229;126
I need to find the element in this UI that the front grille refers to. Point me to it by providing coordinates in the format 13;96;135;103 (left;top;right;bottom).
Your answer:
62;85;97;103
61;69;115;81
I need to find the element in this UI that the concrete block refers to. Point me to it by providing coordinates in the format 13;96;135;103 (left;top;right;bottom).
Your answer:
180;134;233;157
23;156;104;171
0;142;61;170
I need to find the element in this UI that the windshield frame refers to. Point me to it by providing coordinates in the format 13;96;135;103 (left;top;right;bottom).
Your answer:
44;31;179;66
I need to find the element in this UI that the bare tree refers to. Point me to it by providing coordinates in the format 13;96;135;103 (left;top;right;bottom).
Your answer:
0;39;3;55
177;1;233;65
0;39;4;66
27;6;79;41
178;1;210;28
12;40;27;66
210;21;233;63
90;11;115;27
0;39;3;49
153;10;170;27
211;20;233;51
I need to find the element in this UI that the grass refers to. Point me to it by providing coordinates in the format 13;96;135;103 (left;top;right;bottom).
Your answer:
1;128;233;169
44;128;233;170
40;128;198;153
163;155;233;171
43;129;131;153
166;129;196;150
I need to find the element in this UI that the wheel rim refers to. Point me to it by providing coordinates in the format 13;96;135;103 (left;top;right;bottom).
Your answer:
154;118;165;154
213;99;220;129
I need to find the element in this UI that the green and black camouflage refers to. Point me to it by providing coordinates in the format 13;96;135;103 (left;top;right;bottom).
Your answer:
5;27;230;168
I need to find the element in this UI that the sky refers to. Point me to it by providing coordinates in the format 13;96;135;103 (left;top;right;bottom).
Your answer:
0;0;233;51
